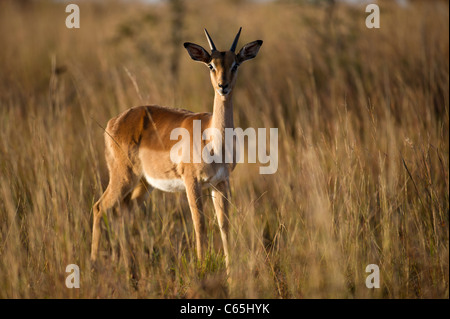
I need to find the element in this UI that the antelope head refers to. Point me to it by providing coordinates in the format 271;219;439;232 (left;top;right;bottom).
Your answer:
184;27;263;97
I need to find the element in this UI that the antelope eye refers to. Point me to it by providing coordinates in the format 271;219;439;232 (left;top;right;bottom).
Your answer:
208;64;214;70
231;64;239;72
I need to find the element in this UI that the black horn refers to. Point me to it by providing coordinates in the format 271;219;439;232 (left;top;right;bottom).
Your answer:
204;28;217;52
230;27;242;52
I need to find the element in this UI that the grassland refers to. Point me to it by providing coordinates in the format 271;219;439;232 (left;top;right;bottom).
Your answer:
0;0;448;298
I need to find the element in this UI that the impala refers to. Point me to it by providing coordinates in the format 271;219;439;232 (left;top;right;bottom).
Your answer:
91;28;263;278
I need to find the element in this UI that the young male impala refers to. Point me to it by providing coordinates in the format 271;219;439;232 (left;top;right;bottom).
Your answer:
91;28;263;278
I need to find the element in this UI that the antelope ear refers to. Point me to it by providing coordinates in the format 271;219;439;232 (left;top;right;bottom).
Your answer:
237;40;263;63
184;42;211;64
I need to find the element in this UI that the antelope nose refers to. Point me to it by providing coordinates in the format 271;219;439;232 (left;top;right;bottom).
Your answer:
218;83;228;89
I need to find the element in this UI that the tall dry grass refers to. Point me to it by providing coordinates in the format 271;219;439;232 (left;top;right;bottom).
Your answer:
0;0;448;298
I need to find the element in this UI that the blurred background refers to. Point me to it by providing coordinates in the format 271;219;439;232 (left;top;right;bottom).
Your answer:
0;0;448;298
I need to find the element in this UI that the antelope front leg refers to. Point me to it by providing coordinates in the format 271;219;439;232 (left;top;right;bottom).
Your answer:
212;180;231;278
184;176;207;263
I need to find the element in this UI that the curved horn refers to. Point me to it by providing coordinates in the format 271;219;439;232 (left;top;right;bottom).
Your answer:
204;28;217;52
230;27;242;52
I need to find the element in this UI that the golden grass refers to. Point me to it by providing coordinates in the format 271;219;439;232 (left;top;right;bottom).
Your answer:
0;0;448;298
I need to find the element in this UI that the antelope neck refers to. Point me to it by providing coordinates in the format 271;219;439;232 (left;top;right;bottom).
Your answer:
211;91;234;138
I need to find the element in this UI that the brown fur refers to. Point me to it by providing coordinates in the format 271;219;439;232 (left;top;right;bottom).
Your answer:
91;31;263;281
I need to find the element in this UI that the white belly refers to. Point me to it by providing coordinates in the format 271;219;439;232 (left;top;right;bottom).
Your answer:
144;175;185;192
144;166;228;193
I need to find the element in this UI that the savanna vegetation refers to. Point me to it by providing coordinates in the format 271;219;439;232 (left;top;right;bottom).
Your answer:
0;0;448;298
